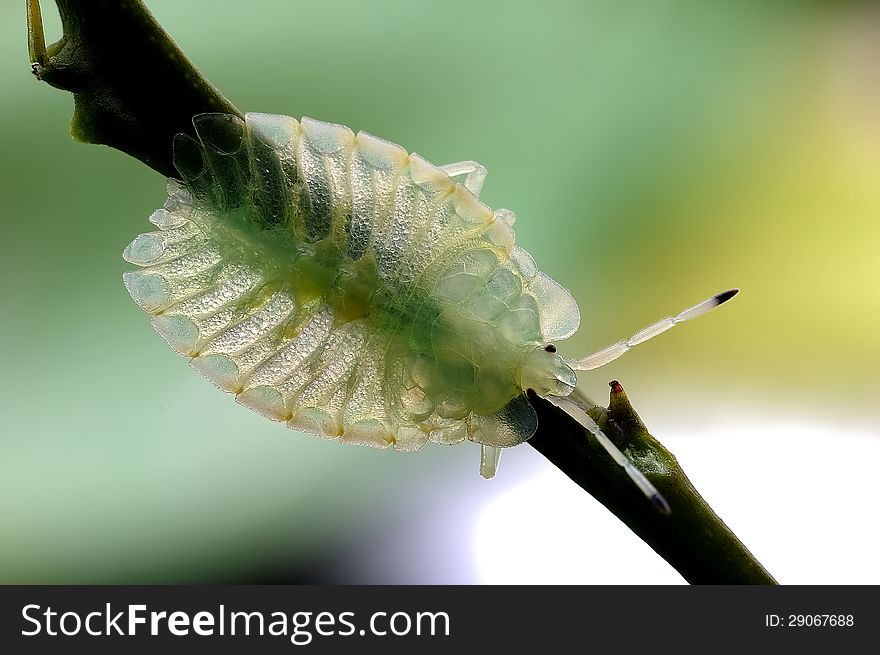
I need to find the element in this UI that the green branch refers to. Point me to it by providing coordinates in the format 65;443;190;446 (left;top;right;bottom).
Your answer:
28;0;776;584
529;384;775;584
28;0;239;177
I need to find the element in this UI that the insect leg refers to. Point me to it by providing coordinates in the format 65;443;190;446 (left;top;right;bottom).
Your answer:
480;444;502;479
544;394;671;514
439;160;488;197
565;289;739;371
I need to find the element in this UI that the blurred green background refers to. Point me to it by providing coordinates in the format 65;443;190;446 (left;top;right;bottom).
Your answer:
1;0;878;583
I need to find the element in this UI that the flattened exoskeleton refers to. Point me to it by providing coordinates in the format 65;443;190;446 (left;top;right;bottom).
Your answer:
124;112;736;511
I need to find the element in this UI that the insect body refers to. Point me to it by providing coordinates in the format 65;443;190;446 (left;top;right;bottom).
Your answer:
123;112;735;509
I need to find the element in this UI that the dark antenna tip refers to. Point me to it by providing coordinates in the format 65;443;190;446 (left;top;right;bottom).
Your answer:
652;493;672;515
715;288;740;305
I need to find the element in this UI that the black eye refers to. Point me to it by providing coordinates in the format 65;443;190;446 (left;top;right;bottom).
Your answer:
544;344;557;353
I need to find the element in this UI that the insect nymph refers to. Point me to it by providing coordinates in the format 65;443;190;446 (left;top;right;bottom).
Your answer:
123;112;735;512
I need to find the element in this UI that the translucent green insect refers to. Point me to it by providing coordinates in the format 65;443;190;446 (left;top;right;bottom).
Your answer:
123;112;736;511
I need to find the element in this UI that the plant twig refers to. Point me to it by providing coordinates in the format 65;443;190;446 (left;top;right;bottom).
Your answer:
529;383;775;584
28;0;776;584
27;0;240;177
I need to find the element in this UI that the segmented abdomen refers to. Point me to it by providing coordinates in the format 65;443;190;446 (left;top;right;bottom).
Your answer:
123;113;579;450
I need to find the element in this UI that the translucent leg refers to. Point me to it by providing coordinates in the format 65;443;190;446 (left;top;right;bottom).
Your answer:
440;160;488;197
480;444;502;479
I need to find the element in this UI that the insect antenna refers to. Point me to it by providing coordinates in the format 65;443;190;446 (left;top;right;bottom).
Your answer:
565;289;739;371
544;392;671;514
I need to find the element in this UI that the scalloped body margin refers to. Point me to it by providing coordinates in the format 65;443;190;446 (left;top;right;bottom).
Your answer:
123;113;581;458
